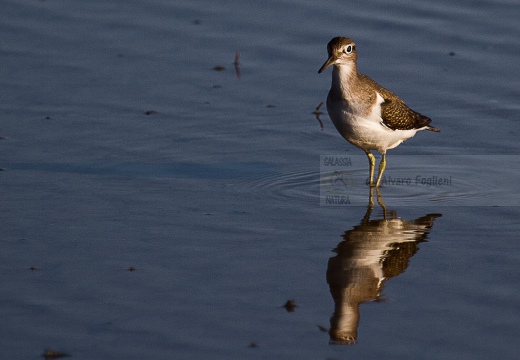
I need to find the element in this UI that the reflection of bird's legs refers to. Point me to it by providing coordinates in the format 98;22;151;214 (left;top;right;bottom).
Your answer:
364;149;376;187
363;186;375;224
376;187;387;220
375;152;386;187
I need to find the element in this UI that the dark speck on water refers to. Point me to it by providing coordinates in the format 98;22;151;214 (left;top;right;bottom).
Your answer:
42;349;70;359
317;325;328;333
283;299;297;312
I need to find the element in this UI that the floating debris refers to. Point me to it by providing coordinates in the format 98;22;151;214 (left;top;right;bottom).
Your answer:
192;19;201;25
265;104;276;108
247;342;258;348
317;325;328;333
449;51;456;56
312;101;325;130
313;101;324;116
28;266;37;271
42;349;70;359
212;84;222;89
234;51;241;79
127;266;137;272
213;65;226;71
283;299;297;312
144;110;158;116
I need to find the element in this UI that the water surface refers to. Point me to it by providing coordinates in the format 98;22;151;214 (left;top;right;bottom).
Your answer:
1;0;519;359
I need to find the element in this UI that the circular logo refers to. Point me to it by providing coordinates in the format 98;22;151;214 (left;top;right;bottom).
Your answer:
322;170;353;194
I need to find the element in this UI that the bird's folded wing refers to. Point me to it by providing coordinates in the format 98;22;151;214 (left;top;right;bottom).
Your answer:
380;98;432;131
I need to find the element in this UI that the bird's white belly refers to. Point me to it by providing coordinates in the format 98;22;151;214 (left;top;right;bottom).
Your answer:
327;98;417;153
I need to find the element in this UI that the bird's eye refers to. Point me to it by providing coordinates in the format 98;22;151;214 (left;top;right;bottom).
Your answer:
344;45;353;54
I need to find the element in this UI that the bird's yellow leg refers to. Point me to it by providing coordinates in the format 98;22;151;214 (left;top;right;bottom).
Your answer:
364;150;376;187
375;152;386;187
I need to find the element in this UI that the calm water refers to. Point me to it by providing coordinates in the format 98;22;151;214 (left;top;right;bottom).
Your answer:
1;0;519;359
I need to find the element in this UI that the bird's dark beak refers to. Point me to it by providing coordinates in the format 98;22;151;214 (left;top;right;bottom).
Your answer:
318;56;336;74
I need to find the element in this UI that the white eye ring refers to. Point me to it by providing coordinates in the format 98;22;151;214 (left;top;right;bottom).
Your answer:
344;45;353;54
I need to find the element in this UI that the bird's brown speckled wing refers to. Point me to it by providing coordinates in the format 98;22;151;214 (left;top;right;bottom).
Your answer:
380;98;432;131
359;74;433;131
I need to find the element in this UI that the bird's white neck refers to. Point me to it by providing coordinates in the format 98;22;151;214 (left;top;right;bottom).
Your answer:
331;62;358;100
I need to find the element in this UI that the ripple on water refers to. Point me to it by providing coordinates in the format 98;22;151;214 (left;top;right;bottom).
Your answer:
233;155;520;207
232;168;322;206
4;156;518;207
341;155;519;207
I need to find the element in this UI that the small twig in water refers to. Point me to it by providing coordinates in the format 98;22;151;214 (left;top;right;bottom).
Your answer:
313;101;325;130
234;51;241;79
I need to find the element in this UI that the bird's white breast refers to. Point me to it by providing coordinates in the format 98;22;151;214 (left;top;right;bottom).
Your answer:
327;91;418;153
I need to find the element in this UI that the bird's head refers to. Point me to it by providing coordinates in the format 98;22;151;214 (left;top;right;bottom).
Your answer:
318;37;357;74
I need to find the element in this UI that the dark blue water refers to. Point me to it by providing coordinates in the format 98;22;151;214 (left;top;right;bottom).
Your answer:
1;0;519;359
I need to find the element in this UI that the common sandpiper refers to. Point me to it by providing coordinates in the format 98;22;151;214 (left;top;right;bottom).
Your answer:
319;37;440;187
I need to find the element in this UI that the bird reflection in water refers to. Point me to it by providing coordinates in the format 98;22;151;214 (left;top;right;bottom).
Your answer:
326;187;441;344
